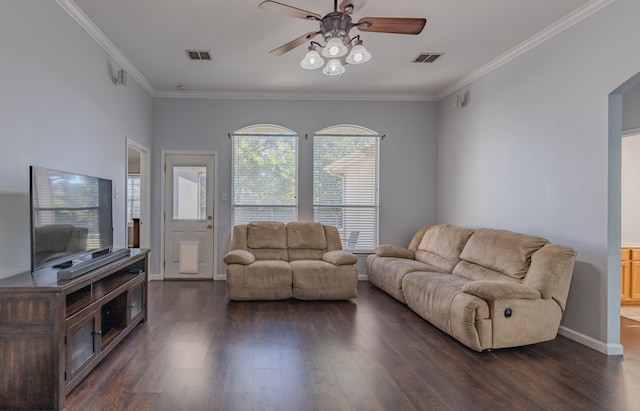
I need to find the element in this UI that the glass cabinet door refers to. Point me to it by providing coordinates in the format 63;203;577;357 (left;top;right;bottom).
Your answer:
129;283;144;322
66;314;99;380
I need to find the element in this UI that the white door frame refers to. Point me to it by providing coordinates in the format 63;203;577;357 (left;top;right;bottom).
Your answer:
160;150;219;280
125;138;151;250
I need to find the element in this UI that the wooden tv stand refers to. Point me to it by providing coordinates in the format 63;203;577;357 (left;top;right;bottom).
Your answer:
0;249;149;411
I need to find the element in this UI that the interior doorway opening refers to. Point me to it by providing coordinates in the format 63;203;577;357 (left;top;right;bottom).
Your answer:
609;71;640;354
621;131;640;322
126;139;150;251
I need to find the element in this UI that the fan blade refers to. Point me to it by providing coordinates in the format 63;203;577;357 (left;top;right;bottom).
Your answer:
269;32;320;56
357;17;426;35
339;0;365;14
259;1;321;21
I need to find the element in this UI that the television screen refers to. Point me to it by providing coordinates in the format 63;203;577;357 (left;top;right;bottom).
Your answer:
30;166;113;271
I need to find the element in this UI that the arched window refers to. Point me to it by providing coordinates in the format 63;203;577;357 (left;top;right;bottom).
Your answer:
232;124;298;226
313;125;379;252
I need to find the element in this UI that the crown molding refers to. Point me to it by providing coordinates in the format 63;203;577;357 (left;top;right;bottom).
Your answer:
56;0;437;102
58;0;615;102
57;0;156;96
153;89;439;101
436;0;617;100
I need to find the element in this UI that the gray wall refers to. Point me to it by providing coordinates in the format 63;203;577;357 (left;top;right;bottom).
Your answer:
0;1;153;278
436;0;640;351
151;98;439;276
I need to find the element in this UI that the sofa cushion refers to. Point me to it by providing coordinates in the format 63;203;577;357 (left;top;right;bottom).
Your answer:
287;221;327;249
226;264;292;300
462;280;541;300
402;272;491;352
375;244;415;259
408;225;431;251
452;261;520;282
243;260;292;289
223;249;256;265
415;224;475;272
457;228;548;279
247;221;287;249
322;250;357;265
291;260;358;300
324;225;344;251
524;243;577;306
290;249;326;261
366;255;444;303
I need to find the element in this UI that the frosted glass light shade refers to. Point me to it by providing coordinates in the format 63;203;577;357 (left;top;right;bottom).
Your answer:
300;49;324;70
321;37;348;58
346;44;371;65
322;58;345;76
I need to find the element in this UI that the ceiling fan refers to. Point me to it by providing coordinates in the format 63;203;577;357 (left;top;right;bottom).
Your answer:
259;0;426;75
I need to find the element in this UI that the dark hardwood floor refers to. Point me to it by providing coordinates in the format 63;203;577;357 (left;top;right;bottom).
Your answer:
65;281;640;411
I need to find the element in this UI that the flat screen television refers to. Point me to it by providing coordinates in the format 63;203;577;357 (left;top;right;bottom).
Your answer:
30;166;114;272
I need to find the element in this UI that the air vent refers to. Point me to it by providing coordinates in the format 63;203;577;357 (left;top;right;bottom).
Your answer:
186;50;212;61
413;53;442;63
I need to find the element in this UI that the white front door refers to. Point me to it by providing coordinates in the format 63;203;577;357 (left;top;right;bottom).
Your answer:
163;153;215;279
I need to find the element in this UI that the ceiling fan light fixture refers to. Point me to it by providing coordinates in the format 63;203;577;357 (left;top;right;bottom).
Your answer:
301;48;324;70
322;58;345;76
259;0;427;78
322;36;348;58
346;43;371;65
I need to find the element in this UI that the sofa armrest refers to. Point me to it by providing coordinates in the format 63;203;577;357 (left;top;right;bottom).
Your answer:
461;280;541;301
224;249;256;265
374;244;415;259
323;250;358;265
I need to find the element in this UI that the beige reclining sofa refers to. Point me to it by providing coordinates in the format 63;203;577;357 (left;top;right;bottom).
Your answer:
366;224;576;351
224;221;358;300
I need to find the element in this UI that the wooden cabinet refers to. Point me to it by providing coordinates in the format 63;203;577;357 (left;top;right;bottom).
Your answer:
621;247;640;304
0;249;149;410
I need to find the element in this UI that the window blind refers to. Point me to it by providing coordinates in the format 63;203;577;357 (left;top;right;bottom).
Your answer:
313;134;379;252
232;134;298;225
127;175;141;222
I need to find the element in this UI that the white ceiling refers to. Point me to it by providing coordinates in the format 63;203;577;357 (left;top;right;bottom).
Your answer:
65;0;598;101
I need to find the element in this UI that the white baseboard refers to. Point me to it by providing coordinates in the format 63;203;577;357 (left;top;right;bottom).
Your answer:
558;325;624;356
214;273;227;281
358;274;369;281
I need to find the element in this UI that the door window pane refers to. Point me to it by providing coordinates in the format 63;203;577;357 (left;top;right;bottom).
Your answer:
172;166;207;220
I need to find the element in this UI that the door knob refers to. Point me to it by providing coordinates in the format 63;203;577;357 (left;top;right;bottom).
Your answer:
207;224;213;229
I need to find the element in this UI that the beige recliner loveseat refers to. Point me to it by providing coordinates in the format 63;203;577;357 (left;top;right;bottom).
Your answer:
224;221;358;300
366;224;576;351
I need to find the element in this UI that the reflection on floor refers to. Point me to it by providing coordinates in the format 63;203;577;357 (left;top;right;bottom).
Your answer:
621;305;640;322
